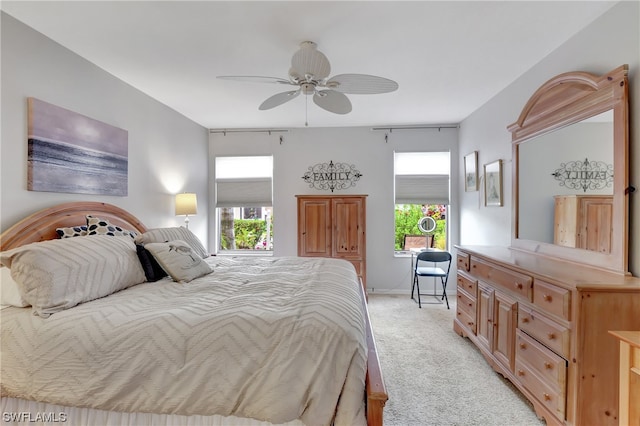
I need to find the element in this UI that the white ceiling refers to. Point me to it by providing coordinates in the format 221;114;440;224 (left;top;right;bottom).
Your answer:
1;1;617;129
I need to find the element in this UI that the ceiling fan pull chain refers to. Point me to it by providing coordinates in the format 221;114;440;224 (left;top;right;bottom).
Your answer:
305;95;309;127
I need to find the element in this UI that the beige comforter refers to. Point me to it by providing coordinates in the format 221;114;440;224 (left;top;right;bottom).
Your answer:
0;257;367;426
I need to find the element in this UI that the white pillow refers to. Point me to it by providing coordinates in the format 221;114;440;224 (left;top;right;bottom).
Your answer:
135;227;209;259
1;266;29;308
145;240;213;283
0;235;146;317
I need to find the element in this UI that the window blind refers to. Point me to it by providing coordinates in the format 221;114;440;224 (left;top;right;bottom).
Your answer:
395;174;450;205
215;177;272;208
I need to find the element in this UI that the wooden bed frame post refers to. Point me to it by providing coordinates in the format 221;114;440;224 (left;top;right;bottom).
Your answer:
360;281;388;426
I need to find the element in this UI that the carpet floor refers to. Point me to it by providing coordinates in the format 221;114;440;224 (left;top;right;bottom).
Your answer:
367;294;547;426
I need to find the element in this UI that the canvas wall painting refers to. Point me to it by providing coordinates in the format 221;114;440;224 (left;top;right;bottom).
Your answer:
27;98;128;196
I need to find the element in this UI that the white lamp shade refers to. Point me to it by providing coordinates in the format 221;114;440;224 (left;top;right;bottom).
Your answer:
175;193;198;216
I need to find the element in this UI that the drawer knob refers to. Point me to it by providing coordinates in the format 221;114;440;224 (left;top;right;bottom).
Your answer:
522;318;529;323
468;322;474;326
544;362;553;370
468;303;472;307
517;370;525;376
548;333;556;340
515;282;523;289
519;343;527;349
543;393;551;401
543;294;553;302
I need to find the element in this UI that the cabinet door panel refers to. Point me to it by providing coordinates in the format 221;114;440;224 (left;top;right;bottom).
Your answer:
477;281;494;351
332;198;364;258
298;199;331;257
493;291;517;372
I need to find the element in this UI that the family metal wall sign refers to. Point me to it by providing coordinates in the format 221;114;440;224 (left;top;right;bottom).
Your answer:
551;158;613;192
302;160;362;192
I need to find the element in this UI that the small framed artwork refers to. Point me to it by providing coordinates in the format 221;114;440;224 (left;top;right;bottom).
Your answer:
484;159;503;206
464;151;478;192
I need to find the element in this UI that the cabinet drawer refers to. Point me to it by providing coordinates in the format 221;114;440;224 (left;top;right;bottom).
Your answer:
456;289;476;318
470;257;532;301
457;252;470;271
533;279;571;320
457;272;477;297
519;306;570;359
516;329;567;389
456;306;477;334
515;359;566;421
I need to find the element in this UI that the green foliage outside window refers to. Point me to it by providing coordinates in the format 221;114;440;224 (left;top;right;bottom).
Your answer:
220;218;273;250
394;204;447;250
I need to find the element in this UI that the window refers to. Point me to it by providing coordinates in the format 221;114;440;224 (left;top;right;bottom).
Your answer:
215;156;273;253
394;152;450;252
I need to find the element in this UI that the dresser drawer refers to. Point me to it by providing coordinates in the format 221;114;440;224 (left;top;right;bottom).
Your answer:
456;288;476;318
457;252;470;271
516;329;567;389
456;306;477;334
457;272;477;297
533;279;571;320
470;257;532;301
519;306;570;359
515;358;566;421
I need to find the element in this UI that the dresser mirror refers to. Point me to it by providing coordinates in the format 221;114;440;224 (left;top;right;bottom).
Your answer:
508;65;630;273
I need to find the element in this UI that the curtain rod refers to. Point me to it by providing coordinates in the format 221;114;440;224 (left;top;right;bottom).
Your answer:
209;129;289;135
371;125;459;131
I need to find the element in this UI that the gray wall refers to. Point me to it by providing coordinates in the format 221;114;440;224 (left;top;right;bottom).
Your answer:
459;1;640;274
210;127;460;294
1;13;209;245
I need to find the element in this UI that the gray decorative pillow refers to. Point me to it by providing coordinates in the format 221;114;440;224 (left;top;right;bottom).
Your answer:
0;235;146;317
144;240;213;283
56;225;88;238
86;215;137;238
135;227;208;259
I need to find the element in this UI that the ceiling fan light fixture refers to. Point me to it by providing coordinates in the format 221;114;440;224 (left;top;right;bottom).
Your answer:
291;41;331;81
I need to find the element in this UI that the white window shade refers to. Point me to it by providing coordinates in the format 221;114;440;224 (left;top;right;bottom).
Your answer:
395;174;450;205
216;178;272;208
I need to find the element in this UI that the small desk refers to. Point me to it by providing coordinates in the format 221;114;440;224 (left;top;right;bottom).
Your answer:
608;330;640;426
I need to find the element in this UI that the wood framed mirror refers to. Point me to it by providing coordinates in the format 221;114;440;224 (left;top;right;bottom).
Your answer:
508;65;630;274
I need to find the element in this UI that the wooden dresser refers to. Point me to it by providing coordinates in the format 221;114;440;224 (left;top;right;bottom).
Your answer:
454;245;640;426
296;195;366;288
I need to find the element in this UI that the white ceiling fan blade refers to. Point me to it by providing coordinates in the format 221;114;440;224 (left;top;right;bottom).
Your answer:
326;74;399;94
259;90;300;110
291;41;331;81
217;75;294;85
313;90;352;115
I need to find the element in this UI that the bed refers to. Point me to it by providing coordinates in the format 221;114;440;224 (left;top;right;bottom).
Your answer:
0;201;387;426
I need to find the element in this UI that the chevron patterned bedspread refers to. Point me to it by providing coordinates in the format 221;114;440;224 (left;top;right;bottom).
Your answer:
0;256;367;426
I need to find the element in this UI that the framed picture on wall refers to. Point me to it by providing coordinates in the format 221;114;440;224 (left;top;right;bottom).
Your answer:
484;159;503;206
464;151;478;192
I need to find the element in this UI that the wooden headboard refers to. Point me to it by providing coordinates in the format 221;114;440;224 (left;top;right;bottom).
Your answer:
0;202;148;251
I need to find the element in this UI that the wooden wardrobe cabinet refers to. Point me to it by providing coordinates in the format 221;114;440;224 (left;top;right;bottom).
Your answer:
454;245;640;426
297;195;367;288
554;195;613;253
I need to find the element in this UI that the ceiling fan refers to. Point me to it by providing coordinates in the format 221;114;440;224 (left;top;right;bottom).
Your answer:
217;41;399;118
